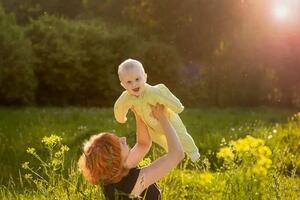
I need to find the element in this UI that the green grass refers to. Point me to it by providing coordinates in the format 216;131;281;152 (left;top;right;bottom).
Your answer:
0;107;299;199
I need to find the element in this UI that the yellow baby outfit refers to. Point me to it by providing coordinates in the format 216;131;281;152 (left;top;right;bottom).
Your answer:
114;83;200;161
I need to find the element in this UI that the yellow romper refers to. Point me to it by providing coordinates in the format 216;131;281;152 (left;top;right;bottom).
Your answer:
114;83;200;161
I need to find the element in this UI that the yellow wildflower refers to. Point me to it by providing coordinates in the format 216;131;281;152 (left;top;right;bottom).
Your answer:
257;156;272;169
138;158;151;167
42;135;62;146
258;146;272;157
246;135;264;148
24;173;33;180
26;147;36;155
22;162;30;169
252;165;267;176
232;139;250;153
54;151;63;158
199;172;213;185
217;147;234;159
60;145;69;152
51;159;62;168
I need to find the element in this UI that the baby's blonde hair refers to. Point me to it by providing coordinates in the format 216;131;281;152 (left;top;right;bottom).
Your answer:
118;58;145;76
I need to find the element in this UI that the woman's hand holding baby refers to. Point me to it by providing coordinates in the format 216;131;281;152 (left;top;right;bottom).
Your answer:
149;103;166;122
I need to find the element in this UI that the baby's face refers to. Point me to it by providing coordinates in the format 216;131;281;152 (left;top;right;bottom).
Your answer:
119;67;147;97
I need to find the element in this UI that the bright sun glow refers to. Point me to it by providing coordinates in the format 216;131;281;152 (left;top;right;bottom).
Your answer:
273;4;289;20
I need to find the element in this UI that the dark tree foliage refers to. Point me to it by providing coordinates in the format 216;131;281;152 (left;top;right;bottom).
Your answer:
0;0;84;24
0;6;37;105
24;14;183;106
0;1;299;107
26;15;137;106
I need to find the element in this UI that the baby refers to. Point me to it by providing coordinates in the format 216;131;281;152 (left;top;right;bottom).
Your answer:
114;58;200;162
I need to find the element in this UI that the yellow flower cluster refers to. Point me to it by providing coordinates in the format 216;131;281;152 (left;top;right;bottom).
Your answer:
252;155;272;176
54;145;70;158
231;135;264;153
257;146;272;157
26;147;36;155
51;144;70;170
199;172;214;186
24;173;33;180
217;135;272;177
22;162;30;169
217;147;234;160
42;135;63;147
138;157;151;167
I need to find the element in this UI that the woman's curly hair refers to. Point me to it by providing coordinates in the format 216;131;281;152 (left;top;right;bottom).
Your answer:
78;132;125;185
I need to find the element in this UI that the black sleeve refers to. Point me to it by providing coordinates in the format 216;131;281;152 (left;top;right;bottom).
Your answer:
103;184;115;200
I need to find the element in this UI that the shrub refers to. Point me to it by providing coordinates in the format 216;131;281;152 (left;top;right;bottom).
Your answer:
26;14;184;106
26;14;149;106
0;6;37;105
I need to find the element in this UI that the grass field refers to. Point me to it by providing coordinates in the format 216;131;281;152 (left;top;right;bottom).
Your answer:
0;107;299;199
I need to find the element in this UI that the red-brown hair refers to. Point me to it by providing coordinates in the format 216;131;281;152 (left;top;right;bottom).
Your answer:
78;132;125;185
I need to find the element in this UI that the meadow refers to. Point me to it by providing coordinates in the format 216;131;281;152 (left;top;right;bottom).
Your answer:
0;107;299;199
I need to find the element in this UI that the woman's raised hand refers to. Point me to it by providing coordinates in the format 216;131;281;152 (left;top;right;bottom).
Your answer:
149;103;166;121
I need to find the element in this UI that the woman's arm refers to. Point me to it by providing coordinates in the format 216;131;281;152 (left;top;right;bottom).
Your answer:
131;104;184;196
124;108;152;169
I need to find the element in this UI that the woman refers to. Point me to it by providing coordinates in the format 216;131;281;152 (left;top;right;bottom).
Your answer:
78;104;185;199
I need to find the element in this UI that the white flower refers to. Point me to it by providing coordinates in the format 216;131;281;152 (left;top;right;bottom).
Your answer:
267;135;273;140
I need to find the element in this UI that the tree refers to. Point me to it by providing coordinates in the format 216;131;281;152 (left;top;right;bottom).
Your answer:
0;5;37;105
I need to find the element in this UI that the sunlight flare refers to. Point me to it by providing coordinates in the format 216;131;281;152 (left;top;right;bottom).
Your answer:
273;4;289;20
